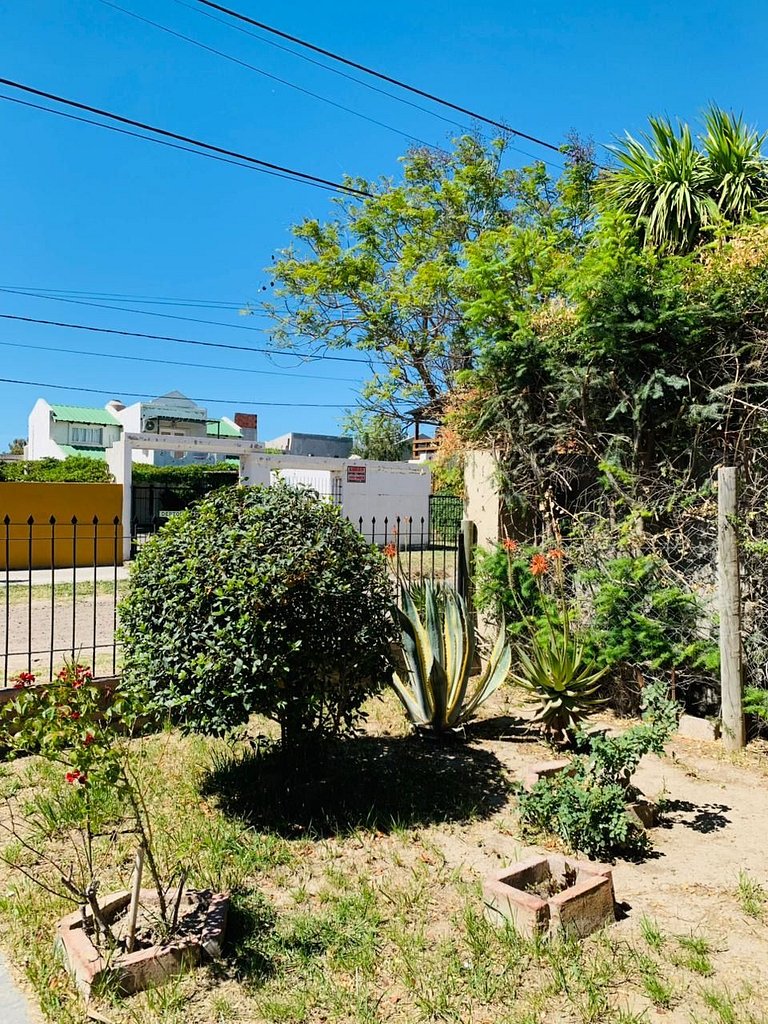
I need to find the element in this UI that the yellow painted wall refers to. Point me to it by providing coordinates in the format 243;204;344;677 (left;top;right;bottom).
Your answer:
0;484;124;570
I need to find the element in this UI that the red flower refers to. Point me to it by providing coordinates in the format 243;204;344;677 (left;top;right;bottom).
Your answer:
383;543;397;558
12;671;35;689
65;770;85;785
548;548;565;561
83;732;95;746
530;554;550;577
502;538;518;553
70;711;81;720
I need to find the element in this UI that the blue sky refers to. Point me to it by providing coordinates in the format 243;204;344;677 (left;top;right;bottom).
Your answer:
1;0;767;449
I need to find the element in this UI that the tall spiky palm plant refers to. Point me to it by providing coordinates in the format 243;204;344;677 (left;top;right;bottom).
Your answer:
701;107;768;222
601;107;768;253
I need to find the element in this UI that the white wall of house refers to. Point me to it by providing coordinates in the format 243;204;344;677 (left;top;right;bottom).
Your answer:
26;400;121;460
243;454;432;535
338;462;431;537
27;400;64;460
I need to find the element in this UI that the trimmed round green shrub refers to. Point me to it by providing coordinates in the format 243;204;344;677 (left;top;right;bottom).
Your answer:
118;483;395;746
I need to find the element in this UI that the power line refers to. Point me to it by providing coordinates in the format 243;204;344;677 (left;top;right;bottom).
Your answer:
0;312;371;365
173;0;469;131
0;286;275;332
194;0;564;155
0;340;363;383
0;376;350;408
0;91;330;192
96;0;443;152
0;285;248;310
0;76;373;198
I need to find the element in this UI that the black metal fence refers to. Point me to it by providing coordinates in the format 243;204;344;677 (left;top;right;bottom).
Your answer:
2;515;125;687
2;496;467;687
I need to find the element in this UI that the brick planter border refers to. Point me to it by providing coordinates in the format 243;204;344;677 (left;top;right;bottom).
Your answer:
483;854;615;939
55;888;229;997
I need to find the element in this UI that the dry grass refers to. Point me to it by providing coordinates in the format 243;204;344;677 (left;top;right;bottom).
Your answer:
0;693;766;1024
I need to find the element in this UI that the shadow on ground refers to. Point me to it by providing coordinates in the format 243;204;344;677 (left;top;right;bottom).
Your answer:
200;734;511;837
659;799;731;834
466;715;539;742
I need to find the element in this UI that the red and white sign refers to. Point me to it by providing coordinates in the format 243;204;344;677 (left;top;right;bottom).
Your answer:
346;464;367;483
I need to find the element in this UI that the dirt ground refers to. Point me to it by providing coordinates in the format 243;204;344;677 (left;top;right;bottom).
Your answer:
1;592;120;680
417;712;768;1021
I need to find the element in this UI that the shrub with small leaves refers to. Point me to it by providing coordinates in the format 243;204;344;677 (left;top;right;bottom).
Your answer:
517;682;680;859
119;483;395;748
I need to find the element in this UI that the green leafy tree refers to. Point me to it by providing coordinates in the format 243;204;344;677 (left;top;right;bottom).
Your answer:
266;136;596;422
119;483;395;749
343;410;408;461
4;437;26;455
601;106;768;252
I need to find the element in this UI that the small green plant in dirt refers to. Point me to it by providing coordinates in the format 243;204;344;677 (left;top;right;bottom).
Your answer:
390;581;511;736
517;682;680;859
508;547;608;744
736;869;767;920
119;482;395;750
0;662;172;950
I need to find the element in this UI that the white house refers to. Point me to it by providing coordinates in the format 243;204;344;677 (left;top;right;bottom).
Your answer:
26;399;123;461
110;392;245;466
26;392;249;465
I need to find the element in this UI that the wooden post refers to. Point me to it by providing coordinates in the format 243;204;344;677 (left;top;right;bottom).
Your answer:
457;519;476;607
718;466;745;750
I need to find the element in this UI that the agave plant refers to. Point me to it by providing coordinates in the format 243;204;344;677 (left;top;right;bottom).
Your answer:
391;582;511;736
511;619;608;745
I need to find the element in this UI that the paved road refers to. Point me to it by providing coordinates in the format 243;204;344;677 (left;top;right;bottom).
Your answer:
0;954;35;1023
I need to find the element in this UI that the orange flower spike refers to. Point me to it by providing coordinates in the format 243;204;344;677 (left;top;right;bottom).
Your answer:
530;554;550;577
383;543;397;559
502;538;518;553
548;548;565;561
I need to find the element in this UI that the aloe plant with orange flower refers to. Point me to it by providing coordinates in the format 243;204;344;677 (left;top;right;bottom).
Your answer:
508;546;608;744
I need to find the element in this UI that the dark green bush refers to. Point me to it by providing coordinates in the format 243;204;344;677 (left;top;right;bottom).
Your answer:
0;455;112;483
118;483;395;747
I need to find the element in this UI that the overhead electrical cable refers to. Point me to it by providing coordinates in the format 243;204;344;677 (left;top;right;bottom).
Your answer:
173;0;469;130
96;0;443;152
0;313;372;365
193;0;564;154
0;287;275;332
0;285;248;310
0;376;351;408
0;77;373;197
0;91;323;188
0;340;363;383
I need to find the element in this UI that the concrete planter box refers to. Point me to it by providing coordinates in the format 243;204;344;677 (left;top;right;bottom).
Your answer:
520;759;573;792
483;854;615;939
55;888;229;997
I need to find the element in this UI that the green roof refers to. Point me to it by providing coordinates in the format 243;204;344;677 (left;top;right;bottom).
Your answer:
50;404;120;426
207;420;241;438
57;445;108;460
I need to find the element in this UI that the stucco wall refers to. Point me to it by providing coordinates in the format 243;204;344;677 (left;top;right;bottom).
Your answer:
0;483;124;569
27;400;63;460
464;449;501;549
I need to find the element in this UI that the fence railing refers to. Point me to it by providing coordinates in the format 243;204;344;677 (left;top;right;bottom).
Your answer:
2;515;125;687
2;502;467;687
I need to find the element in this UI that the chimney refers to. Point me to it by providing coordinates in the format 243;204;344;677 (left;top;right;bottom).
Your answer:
234;412;258;441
